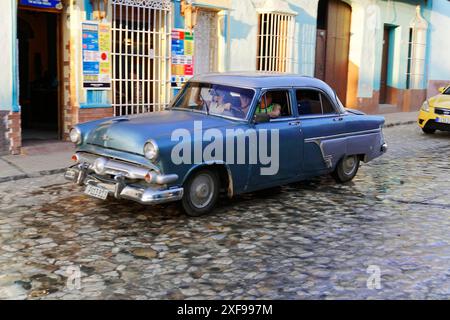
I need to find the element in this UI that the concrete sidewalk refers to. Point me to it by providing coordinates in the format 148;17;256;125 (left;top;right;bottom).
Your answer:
0;111;419;183
0;148;74;183
382;111;418;127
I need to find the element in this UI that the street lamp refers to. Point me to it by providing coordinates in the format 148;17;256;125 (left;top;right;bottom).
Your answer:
90;0;109;20
180;0;198;32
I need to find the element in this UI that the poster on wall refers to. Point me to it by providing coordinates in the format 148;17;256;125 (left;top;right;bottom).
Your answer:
171;29;194;89
19;0;63;10
82;22;112;90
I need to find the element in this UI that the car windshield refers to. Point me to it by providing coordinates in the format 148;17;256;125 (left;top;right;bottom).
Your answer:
444;87;450;95
171;82;255;120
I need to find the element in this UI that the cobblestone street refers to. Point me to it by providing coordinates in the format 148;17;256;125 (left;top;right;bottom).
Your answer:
0;124;449;300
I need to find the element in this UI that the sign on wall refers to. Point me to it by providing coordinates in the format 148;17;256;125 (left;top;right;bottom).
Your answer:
19;0;63;10
171;29;194;89
82;22;112;90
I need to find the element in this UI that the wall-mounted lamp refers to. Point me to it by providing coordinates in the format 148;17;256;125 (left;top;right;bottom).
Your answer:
181;0;198;32
90;0;109;20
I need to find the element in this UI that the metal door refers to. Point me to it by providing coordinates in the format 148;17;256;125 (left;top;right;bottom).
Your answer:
111;0;172;116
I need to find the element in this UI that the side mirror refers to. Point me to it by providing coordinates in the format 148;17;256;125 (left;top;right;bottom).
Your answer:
253;113;270;124
438;86;446;94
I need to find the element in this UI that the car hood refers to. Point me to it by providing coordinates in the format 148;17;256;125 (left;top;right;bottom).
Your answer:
85;110;237;155
430;94;450;109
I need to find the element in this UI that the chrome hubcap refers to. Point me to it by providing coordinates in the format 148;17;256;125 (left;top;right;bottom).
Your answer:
343;155;358;176
190;174;214;209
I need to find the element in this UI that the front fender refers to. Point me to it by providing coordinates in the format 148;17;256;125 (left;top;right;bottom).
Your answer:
181;161;235;198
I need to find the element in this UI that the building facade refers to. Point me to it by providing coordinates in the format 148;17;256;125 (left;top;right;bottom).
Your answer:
0;0;449;155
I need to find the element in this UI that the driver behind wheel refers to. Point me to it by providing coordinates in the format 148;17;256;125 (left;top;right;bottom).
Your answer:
209;89;232;114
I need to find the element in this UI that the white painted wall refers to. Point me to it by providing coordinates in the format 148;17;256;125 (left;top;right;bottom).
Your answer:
228;0;318;75
0;0;15;110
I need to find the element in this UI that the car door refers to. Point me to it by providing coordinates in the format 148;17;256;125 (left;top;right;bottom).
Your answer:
247;89;303;189
296;88;347;174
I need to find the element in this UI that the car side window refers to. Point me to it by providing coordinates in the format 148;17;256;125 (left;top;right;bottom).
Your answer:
296;89;337;115
256;90;292;119
321;94;337;114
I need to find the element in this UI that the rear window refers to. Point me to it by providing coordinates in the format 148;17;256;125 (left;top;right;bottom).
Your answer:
296;89;337;116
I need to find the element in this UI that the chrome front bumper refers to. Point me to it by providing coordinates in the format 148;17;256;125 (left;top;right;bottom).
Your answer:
64;153;183;205
381;142;388;153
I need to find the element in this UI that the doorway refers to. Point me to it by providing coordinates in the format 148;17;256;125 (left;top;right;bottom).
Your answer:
379;25;394;104
315;0;351;103
194;9;219;75
18;8;61;145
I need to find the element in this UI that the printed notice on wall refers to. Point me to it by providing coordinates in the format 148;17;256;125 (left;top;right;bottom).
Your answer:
19;0;63;10
82;22;112;89
171;29;194;89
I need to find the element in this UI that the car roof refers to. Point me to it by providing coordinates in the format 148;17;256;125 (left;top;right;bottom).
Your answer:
189;72;334;93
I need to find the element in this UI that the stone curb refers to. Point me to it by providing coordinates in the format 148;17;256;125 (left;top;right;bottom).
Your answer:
383;120;416;128
0;119;416;184
0;168;66;184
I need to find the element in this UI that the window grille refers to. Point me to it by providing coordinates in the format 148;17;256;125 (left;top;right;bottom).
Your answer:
406;6;428;90
406;27;426;89
111;0;172;116
256;13;295;72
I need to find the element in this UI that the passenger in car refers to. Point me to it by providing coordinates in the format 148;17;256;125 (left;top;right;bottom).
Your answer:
230;93;252;119
256;92;281;118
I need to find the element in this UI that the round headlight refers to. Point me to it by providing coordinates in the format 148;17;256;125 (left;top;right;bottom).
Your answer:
421;100;430;112
144;140;159;161
93;158;107;174
69;127;82;145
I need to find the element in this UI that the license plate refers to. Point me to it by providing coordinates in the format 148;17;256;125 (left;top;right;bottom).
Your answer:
85;185;109;200
64;169;77;181
436;117;450;124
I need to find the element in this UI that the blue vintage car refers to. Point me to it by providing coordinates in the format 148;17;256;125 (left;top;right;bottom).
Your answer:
65;72;387;216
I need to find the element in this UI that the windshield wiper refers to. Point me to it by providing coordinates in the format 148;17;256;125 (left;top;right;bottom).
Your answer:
198;91;210;115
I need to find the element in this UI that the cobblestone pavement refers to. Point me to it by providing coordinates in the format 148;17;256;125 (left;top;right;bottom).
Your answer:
0;125;450;300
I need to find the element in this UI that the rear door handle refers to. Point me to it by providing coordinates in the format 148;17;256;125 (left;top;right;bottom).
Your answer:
333;117;344;122
289;121;301;126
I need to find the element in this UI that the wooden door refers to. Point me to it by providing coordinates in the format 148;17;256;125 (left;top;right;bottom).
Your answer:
379;26;390;104
323;0;351;103
314;29;327;80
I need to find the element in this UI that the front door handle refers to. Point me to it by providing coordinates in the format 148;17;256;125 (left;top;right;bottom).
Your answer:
289;121;301;126
333;117;344;122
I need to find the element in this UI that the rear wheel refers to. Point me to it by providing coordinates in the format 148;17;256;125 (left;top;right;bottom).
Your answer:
181;169;220;217
422;127;436;134
332;155;360;183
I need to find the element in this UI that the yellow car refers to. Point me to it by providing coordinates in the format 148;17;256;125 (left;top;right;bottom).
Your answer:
418;85;450;134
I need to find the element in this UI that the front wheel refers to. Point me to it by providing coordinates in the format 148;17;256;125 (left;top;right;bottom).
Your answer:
332;155;360;183
422;127;436;134
181;169;220;217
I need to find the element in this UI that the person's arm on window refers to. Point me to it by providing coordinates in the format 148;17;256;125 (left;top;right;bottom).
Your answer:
268;104;281;118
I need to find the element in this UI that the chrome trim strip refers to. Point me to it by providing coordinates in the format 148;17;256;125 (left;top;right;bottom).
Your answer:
298;113;342;120
77;151;161;173
304;129;382;169
304;128;381;143
306;140;332;169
